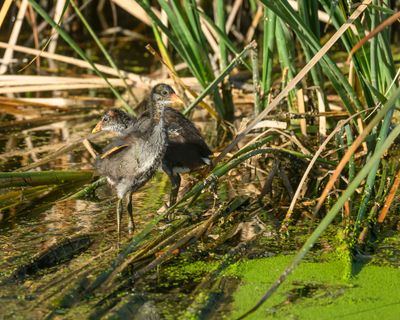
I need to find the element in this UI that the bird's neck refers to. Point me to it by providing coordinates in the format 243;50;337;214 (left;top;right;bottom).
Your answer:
120;111;136;129
132;106;167;189
148;100;164;124
150;106;166;142
148;106;167;160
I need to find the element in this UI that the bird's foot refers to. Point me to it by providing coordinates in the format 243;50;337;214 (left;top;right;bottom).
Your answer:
156;202;176;222
159;215;174;224
166;210;176;222
157;203;169;214
203;173;219;190
128;221;135;235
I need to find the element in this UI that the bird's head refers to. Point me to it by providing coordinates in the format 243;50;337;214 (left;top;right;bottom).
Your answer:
92;108;132;134
150;83;184;108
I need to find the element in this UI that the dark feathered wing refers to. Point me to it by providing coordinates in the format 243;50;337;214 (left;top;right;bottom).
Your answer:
163;107;212;171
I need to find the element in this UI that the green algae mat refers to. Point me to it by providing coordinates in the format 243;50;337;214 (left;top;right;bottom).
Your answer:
229;255;400;319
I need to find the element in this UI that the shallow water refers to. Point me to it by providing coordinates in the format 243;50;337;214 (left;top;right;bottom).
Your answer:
0;175;168;318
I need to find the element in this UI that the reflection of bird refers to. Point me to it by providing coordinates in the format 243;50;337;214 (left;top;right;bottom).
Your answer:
93;89;212;207
94;84;181;236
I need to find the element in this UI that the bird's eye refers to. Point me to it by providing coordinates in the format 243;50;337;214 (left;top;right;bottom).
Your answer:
161;90;169;96
103;115;109;122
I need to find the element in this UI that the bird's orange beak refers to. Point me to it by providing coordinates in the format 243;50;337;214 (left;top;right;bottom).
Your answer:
169;93;184;107
92;121;103;134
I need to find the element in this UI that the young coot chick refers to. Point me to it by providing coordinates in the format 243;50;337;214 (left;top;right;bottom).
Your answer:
95;84;181;236
92;88;212;206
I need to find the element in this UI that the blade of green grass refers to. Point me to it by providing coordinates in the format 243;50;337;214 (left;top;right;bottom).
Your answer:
261;7;276;109
215;0;234;120
183;41;256;115
0;170;93;188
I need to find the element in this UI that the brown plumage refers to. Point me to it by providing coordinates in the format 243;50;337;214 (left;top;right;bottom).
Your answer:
94;84;181;236
93;88;212;207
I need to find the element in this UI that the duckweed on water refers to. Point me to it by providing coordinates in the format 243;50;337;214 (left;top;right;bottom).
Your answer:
228;255;400;320
160;260;217;288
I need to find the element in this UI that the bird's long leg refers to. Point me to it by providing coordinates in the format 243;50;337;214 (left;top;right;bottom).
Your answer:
259;159;280;203
278;168;294;200
206;174;219;210
169;173;181;207
162;163;181;207
116;197;123;242
126;191;135;234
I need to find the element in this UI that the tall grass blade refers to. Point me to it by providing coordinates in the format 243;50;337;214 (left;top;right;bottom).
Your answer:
261;7;276;109
183;41;256;115
0;171;93;188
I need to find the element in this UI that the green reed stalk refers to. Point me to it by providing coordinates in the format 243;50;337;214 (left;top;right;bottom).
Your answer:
216;0;227;69
67;177;106;200
183;41;256;115
318;0;375;108
261;7;276;109
275;19;297;113
0;171;93;188
345;125;355;182
355;98;395;230
216;0;234;120
371;0;379;96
